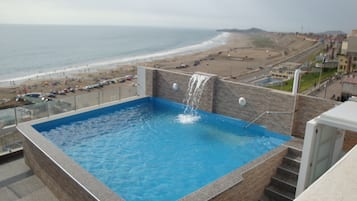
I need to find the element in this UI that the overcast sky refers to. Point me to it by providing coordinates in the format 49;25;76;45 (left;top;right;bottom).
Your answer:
1;0;356;33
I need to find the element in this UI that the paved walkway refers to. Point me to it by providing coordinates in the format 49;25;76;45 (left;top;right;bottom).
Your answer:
0;157;58;201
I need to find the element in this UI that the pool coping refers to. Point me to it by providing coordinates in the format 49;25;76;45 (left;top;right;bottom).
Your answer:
17;96;290;201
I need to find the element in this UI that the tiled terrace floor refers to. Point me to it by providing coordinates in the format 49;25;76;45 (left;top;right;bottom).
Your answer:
0;155;58;201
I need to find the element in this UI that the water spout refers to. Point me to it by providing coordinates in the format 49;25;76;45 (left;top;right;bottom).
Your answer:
178;73;210;124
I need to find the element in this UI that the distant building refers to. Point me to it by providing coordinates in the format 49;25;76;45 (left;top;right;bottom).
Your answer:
346;37;357;72
338;54;349;73
315;61;338;69
341;76;357;101
270;62;302;79
337;31;357;74
350;30;357;37
341;40;348;55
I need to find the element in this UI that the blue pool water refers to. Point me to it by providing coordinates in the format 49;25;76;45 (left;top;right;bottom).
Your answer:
33;97;290;201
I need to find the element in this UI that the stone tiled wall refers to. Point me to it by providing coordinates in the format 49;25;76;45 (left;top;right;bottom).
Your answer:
23;137;123;201
181;146;288;201
214;80;295;135
145;68;339;137
210;147;288;201
23;138;95;201
155;70;217;112
292;95;338;138
151;69;295;135
145;67;157;97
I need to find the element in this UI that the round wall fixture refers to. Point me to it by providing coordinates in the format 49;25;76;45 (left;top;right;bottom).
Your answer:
172;83;179;91
239;97;246;107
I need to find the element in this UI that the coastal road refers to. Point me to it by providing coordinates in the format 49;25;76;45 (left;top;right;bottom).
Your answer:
237;43;323;83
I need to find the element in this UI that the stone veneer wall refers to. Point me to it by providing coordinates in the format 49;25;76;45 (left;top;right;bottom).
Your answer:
149;68;295;135
23;138;95;201
210;147;288;201
292;95;338;138
154;69;217;112
213;80;295;135
146;68;340;137
22;136;122;201
145;68;156;97
181;146;288;201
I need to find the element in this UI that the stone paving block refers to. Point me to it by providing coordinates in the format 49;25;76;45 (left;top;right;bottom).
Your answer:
0;158;30;181
0;186;19;201
17;187;59;201
8;175;44;198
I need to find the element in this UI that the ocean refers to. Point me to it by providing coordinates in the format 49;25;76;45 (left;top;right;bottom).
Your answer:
0;25;229;85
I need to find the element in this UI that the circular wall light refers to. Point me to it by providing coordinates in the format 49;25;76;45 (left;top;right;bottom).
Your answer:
239;97;247;107
172;83;179;91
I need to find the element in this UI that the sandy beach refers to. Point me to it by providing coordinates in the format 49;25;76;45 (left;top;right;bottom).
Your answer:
0;32;315;109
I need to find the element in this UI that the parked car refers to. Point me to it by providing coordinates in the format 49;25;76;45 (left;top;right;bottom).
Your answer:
125;75;134;80
24;93;42;98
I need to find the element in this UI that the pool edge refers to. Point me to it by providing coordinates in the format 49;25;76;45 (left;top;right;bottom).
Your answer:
17;96;291;201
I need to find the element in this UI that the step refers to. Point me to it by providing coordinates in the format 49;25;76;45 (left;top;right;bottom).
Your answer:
276;166;298;181
274;171;298;187
282;157;301;173
286;148;302;162
271;177;296;194
265;185;295;201
279;158;300;174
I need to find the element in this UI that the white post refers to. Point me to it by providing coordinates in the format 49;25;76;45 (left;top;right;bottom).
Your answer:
296;119;318;196
292;69;301;95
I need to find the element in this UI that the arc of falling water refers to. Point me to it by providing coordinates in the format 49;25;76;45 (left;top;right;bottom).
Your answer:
183;73;210;116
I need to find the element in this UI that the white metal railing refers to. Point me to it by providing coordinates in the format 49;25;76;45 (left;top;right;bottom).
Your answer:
244;111;292;128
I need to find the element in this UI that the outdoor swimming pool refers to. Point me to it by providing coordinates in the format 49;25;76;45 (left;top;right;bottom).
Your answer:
32;97;290;201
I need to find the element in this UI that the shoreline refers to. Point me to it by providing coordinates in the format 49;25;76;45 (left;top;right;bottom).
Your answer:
0;32;230;87
0;32;316;106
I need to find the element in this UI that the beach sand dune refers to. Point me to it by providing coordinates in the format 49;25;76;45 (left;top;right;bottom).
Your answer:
143;32;314;79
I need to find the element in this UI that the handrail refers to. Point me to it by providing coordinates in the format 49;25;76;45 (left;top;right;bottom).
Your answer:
244;111;292;128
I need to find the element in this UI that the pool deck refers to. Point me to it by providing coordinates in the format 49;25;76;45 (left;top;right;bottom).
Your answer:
0;154;58;201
